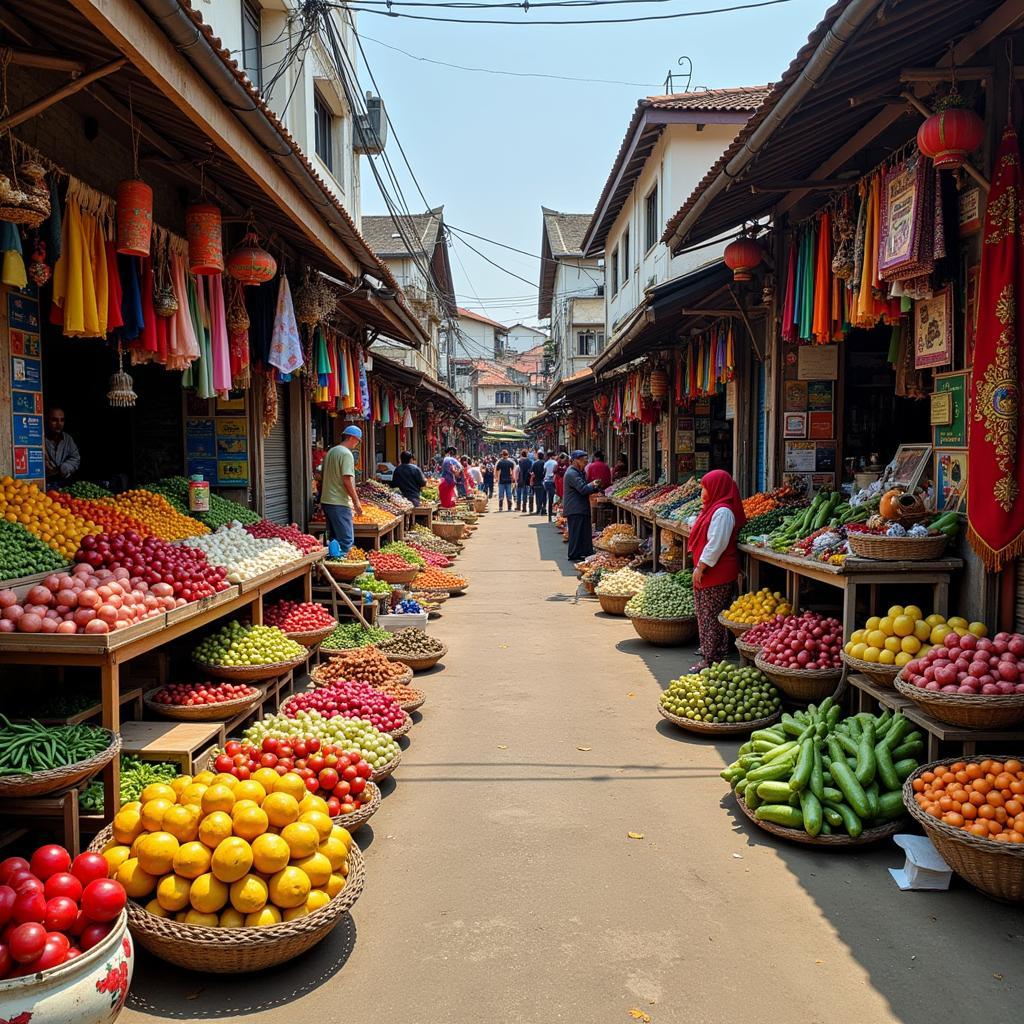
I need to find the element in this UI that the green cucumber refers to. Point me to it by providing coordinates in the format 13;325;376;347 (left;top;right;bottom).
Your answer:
825;799;863;838
756;780;795;802
827;737;872;818
874;790;906;822
894;758;919;782
874;740;900;791
755;804;804;829
799;790;823;837
789;738;815;793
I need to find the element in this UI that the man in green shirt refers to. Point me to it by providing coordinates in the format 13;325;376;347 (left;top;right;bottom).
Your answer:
320;424;364;555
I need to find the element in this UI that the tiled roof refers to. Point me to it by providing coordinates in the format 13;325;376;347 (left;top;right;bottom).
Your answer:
458;307;508;331
642;87;774;113
541;209;592;258
361;209;445;260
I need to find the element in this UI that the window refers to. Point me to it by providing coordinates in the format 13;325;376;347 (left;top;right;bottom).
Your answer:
455;364;471;376
495;391;513;405
645;185;659;252
314;89;334;172
611;248;619;294
577;331;605;357
241;0;262;90
622;227;630;282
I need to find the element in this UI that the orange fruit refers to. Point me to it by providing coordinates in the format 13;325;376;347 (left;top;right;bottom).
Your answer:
141;798;174;832
299;811;333;842
173;841;212;880
250;833;290;874
232;804;269;841
281;822;320;859
229;873;268;914
271;772;307;801
211;837;253;883
156;874;192;912
262;791;300;828
189;872;229;914
198;811;234;849
267;866;310;908
233;780;267;804
137;832;180;876
115;858;157;899
201;784;235;816
161;804;200;843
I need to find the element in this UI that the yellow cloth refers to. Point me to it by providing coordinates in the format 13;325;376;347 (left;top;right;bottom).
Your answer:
53;195;102;337
1;250;26;289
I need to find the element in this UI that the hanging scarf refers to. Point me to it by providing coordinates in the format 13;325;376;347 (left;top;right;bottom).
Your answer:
269;275;304;375
812;211;831;343
781;242;797;343
0;222;26;289
967;127;1024;569
208;274;232;393
359;350;371;418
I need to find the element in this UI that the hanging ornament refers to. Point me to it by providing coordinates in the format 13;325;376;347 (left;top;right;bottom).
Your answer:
724;234;763;281
185;201;223;274
115;179;153;256
27;239;50;286
649;366;669;399
916;91;984;170
831;207;855;280
226;231;277;285
107;347;137;408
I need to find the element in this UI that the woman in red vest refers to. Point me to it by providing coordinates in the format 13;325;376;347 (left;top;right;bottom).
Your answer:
687;469;746;667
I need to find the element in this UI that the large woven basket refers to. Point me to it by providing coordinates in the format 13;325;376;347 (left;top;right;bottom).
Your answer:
754;653;842;702
333;780;381;833
734;636;763;661
414;582;468;596
382;644;447;672
372;750;402;782
143;687;262;722
194;652;308;683
904;758;1024;902
718;612;754;638
88;826;363;972
285;622;338;647
658;704;781;736
473;495;488;512
847;532;949;561
324;560;369;581
597;593;631;616
841;650;901;689
626;614;697;647
397;689;426;713
387;712;414;738
0;730;120;798
309;662;413;688
894;675;1024;729
432;521;466;542
735;790;904;847
373;566;420;585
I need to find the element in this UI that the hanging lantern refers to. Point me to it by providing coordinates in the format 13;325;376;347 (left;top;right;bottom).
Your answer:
226;231;277;285
724;235;763;281
115;179;153;256
107;348;137;408
185;201;223;275
916;101;985;170
649;367;669;399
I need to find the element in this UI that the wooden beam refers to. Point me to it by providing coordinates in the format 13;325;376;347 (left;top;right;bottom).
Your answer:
7;48;86;73
900;67;993;82
751;180;852;193
0;58;127;131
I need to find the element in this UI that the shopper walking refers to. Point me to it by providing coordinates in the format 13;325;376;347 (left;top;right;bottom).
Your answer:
687;469;747;668
542;450;558;521
468;459;484;493
439;446;461;508
586;449;612;491
495;450;516;510
516;449;534;512
320;425;364;555
563;450;603;560
532;449;548;517
482;458;494;498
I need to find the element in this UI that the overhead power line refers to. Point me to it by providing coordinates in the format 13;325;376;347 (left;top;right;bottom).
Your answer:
446;228;538;291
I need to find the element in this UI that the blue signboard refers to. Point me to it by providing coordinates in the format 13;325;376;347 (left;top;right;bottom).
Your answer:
11;357;41;390
7;290;39;332
13;415;42;446
27;449;45;480
11;392;37;414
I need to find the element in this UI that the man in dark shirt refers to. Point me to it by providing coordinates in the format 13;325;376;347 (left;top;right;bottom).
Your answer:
495;449;516;511
516;449;534;513
532;450;548;517
391;451;427;506
564;450;604;560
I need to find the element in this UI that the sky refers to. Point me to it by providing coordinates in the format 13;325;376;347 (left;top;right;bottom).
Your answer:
355;0;826;334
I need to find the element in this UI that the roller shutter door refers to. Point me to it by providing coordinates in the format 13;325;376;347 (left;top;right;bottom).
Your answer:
263;384;291;524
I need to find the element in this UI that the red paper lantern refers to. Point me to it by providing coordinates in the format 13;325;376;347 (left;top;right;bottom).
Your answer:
185;201;224;275
115;179;153;256
225;232;277;285
916;106;985;170
724;236;763;281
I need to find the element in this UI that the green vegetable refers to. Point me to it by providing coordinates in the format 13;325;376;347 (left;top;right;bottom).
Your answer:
755;804;804;828
825;800;863;837
826;738;871;818
0;716;110;775
874;790;906;822
756;780;794;802
789;738;814;792
799;790;823;836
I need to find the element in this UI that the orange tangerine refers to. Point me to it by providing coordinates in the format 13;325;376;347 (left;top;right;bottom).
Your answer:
189;872;229;914
173;841;212;880
161;804;200;843
244;906;282;927
201;784;235;816
212;773;239;790
156;874;192;912
252;768;279;793
299;811;333;842
136;832;179;876
267;866;310;908
220;908;246;928
140;783;177;805
116;858;157;899
183;910;220;927
232;804;270;841
229;873;268;914
250;833;290;874
140;798;174;832
211;837;253;883
198;811;234;849
262;791;300;828
292;852;331;887
272;773;307;801
281;822;320;859
233;780;267;804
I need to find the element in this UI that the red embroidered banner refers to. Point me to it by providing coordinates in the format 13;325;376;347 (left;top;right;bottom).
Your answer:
967;128;1024;570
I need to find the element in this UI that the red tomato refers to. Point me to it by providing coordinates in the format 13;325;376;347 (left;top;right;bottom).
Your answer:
327;797;341;816
339;803;356;815
307;755;325;774
68;910;89;937
224;740;242;757
0;858;29;885
214;754;234;774
0;886;15;926
70;853;108;886
44;897;79;933
29;846;71;882
356;761;371;778
35;932;70;971
12;890;46;925
260;753;278;768
64;947;81;962
44;873;83;903
78;921;112;952
261;736;279;754
318;768;339;791
8;922;46;964
234;765;251;781
274;765;288;776
350;777;366;796
333;781;351;799
341;765;358;782
80;879;126;923
12;875;42;896
0;942;11;977
306;738;320;753
303;777;318;793
293;741;308;759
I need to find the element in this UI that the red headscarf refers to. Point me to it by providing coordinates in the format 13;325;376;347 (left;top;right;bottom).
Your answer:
687;469;747;558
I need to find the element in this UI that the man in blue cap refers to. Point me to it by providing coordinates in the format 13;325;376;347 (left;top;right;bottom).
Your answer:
563;450;603;561
320;424;364;555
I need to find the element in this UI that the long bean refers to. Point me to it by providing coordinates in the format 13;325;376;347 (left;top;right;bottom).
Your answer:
0;716;111;776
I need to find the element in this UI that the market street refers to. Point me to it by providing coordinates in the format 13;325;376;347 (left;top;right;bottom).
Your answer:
120;510;1021;1024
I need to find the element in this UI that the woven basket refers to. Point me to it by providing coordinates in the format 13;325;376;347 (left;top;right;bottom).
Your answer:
596;593;631;616
194;652;308;683
88;826;364;972
309;663;413;688
473;495;488;512
659;555;689;573
754;653;842;702
847;532;949;561
324;560;369;581
373;566;420;585
143;687;262;722
718;612;754;638
0;731;120;798
735;790;904;847
894;675;1024;729
734;636;763;661
372;750;402;782
332;780;381;833
399;690;426;713
841;650;901;689
415;582;468;596
658;704;781;736
387;712;414;738
626;614;697;647
903;758;1024;902
432;522;466;542
606;537;641;556
283;622;338;647
382;644;447;672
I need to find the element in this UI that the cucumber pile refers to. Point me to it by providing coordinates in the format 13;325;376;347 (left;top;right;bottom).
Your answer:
721;698;921;838
765;492;870;551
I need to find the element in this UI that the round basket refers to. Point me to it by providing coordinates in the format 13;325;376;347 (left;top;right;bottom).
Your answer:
893;675;1024;729
734;791;904;847
0;731;120;798
840;650;901;688
372;566;420;585
415;583;468;596
284;621;338;647
717;612;754;638
601;538;640;556
658;704;781;736
332;780;381;833
847;532;949;561
372;749;402;782
387;711;414;738
309;662;414;688
382;644;448;672
398;689;426;713
597;593;631;616
472;495;488;512
903;757;1024;902
626;614;697;647
658;556;689;574
734;636;763;661
432;522;466;542
88;826;363;973
193;652;308;683
754;653;842;702
143;687;262;722
324;560;369;581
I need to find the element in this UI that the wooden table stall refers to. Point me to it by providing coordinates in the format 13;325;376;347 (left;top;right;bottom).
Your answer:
353;515;403;550
411;504;436;529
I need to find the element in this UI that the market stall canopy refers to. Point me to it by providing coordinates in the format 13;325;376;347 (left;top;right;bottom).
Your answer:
1;0;427;347
663;0;1019;253
369;351;469;419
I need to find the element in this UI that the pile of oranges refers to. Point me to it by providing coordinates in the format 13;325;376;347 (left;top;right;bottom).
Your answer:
414;567;467;590
911;758;1024;843
49;492;151;538
352;505;394;526
0;477;98;559
102;767;353;927
108;490;208;541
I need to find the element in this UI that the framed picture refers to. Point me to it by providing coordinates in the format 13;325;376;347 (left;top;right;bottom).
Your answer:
964;264;979;367
958;187;982;237
930;391;953;426
932;371;967;448
934;449;968;511
784;380;808;412
797;345;839;380
808;412;834;439
807;381;834;411
884;443;933;492
784;413;807;438
914;288;953;369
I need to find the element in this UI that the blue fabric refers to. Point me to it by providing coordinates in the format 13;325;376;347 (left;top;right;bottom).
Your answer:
544;480;556;519
516;484;532;510
322;503;354;555
562;466;596;516
498;482;513;506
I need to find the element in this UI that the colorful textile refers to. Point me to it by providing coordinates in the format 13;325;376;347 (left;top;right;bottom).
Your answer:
695;582;735;665
269;275;304;375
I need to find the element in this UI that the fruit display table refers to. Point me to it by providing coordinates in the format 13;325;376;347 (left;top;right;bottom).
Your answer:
411;504;436;529
353;515;404;550
656;518;691;571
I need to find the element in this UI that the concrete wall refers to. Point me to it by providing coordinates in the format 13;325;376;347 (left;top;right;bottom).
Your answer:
456;315;501;360
507;325;548;354
551;258;602;380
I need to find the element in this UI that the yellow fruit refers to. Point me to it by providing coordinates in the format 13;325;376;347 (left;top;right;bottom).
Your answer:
170;775;193;796
850;643;867;661
283;906;309;921
281;822;320;859
183;910;220;927
189;872;229;913
262;791;300;828
193;770;216;786
137;832;180;876
298;794;330;817
892;615;915;637
251;833;291;874
292;852;331;887
201;784;235;816
306;889;330;912
161;804;199;843
116;858;157;899
229;873;268;914
140;783;177;805
919;644;932;656
864;616;881;631
233;799;257;813
112;807;143;845
198;811;234;849
212;773;239;790
877;649;896;666
886;605;905;619
211;837;253;883
968;621;989;638
268;866;311;908
173;841;212;880
925;614;946;627
862;647;880;663
947;616;968;629
174;911;188;922
324;873;346;898
220;908;246;928
878;616;895;637
903;605;923;622
130;835;147;860
867;630;887;650
930;624;952;644
850;629;866;645
272;773;307;801
954;626;969;637
156;874;192;912
884;636;903;653
900;636;921;655
298;811;333;843
232;804;270;842
318;836;349;872
894;651;913;667
252;768;280;792
913;620;932;641
102;845;132;876
244;906;282;927
144;899;169;918
121;800;143;814
140;798;174;832
233;780;267;804
179;783;208;808
330;826;352;850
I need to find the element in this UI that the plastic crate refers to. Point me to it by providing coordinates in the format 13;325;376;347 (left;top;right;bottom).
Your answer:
378;612;429;632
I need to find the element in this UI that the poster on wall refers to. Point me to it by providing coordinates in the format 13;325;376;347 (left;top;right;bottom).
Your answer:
675;429;695;452
7;287;44;486
807;381;833;411
808;412;834;439
783;413;807;438
784;380;808;412
815;442;836;472
934;449;968;511
914;287;953;368
932;371;967;448
797;345;839;380
676;453;695;475
784;441;817;473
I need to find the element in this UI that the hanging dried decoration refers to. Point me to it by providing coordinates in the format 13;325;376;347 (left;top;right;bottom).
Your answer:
261;373;278;438
226;230;277;285
27;239;50;286
831;203;855;280
226;279;250;389
107;347;137;407
152;233;178;317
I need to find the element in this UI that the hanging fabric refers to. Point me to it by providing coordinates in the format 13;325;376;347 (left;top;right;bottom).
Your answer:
268;275;304;375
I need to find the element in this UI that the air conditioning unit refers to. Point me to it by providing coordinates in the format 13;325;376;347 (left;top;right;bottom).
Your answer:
354;92;387;155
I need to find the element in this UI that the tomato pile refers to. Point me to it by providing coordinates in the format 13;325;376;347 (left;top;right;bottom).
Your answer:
213;739;373;817
902;631;1024;695
150;682;259;707
0;845;126;978
284;681;406;734
264;600;335;633
244;521;322;555
367;552;414;573
414;567;468;590
912;758;1024;842
49;493;151;537
753;611;843;670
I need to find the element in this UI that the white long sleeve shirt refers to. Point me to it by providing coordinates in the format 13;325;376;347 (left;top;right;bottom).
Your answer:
687;507;736;567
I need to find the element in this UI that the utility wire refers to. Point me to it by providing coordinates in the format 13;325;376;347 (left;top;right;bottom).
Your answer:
446;228;538;291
